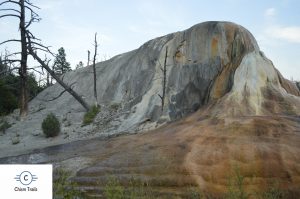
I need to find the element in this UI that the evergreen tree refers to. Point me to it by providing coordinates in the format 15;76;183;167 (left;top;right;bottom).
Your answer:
54;47;71;75
0;57;10;78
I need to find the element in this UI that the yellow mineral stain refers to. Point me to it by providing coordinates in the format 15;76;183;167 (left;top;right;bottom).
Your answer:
211;37;219;57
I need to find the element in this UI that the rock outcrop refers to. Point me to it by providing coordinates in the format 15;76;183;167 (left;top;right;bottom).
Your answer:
1;21;300;198
29;21;300;121
3;22;299;153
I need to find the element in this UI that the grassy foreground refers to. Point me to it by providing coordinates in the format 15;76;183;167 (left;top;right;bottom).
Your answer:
53;166;288;199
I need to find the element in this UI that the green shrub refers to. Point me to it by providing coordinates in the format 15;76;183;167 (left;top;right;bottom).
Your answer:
0;79;18;115
42;113;60;137
0;120;11;134
82;105;100;126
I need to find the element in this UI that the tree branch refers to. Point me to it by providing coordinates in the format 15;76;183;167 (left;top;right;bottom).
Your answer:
1;59;21;63
0;14;20;19
0;66;19;75
158;94;163;100
28;67;44;75
24;0;40;9
0;8;21;14
0;39;21;46
4;52;22;57
24;5;39;15
27;33;90;111
25;16;38;28
0;1;20;7
26;30;42;42
46;82;76;102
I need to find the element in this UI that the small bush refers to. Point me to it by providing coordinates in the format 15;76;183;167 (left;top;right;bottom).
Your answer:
82;105;100;126
42;113;60;137
109;102;120;111
0;120;11;134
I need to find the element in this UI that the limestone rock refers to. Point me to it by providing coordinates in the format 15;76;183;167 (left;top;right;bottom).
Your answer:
1;21;300;197
27;22;298;132
1;21;300;158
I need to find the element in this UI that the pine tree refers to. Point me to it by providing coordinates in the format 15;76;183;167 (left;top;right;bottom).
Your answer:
54;47;71;75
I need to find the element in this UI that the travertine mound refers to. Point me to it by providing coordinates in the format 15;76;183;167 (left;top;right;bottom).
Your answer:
1;21;300;198
4;21;299;147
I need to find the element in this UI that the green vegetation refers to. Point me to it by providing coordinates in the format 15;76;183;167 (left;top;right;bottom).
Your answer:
82;105;100;126
259;183;285;199
0;72;44;116
104;176;125;199
103;176;159;199
41;113;60;137
225;166;248;199
0;119;11;134
54;47;71;75
53;168;84;199
51;168;288;199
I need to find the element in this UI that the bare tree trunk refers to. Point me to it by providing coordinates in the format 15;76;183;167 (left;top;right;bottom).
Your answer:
158;46;168;111
92;33;98;107
19;0;28;119
28;47;90;112
46;72;50;86
50;64;54;84
87;50;90;67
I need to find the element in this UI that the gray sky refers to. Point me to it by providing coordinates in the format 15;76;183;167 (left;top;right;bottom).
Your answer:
0;0;299;80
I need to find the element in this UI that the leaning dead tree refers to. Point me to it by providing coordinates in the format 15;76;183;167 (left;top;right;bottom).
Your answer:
158;46;168;111
92;33;98;107
0;0;90;117
26;39;90;111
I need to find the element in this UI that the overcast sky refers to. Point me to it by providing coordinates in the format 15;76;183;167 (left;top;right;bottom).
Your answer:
0;0;299;80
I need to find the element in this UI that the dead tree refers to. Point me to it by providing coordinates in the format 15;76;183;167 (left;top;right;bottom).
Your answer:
0;0;36;118
158;46;168;111
92;33;98;107
27;39;90;111
43;56;52;87
87;50;90;67
0;0;90;116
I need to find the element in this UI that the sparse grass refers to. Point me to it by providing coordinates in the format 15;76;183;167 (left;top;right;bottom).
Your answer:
104;176;125;199
258;182;285;199
225;165;249;199
185;186;204;199
103;175;159;199
82;105;100;126
52;171;289;199
53;168;85;199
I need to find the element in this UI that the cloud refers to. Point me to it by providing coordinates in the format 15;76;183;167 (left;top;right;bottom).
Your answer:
265;26;300;43
264;8;276;17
